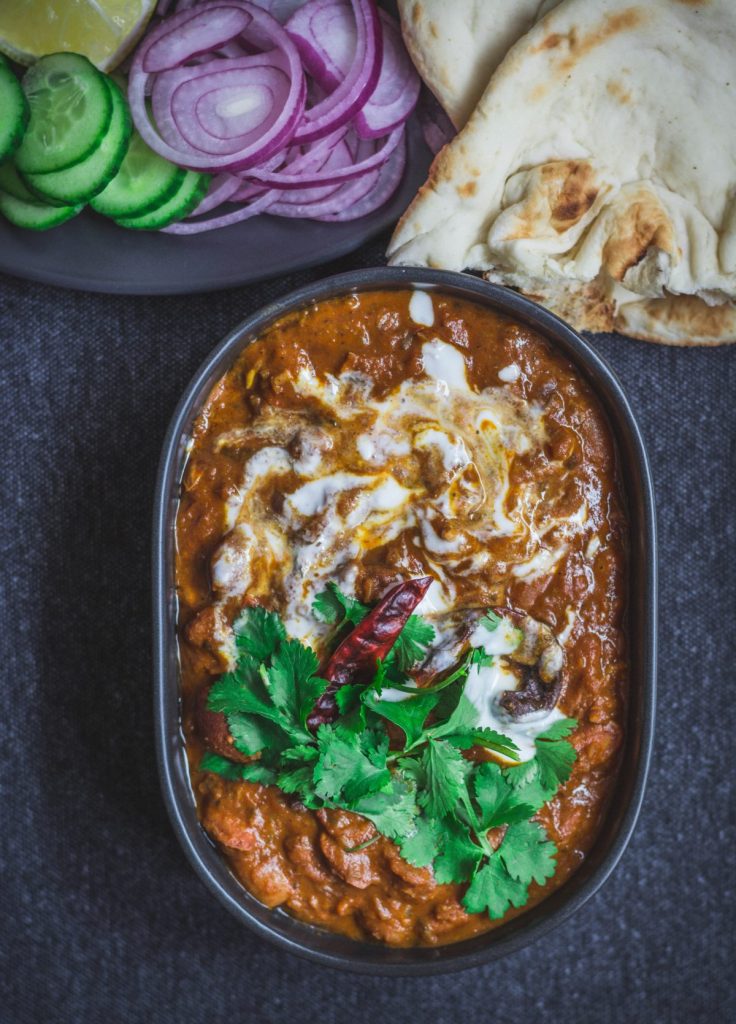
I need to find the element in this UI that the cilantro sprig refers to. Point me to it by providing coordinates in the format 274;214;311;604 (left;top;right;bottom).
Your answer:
200;586;577;922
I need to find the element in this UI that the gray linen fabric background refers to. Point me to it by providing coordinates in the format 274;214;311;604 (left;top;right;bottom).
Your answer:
1;236;734;1022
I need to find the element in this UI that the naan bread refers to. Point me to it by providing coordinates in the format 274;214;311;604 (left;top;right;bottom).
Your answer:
398;0;557;127
389;0;736;345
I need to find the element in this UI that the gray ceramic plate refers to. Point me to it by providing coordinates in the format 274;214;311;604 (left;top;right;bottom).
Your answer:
0;120;430;295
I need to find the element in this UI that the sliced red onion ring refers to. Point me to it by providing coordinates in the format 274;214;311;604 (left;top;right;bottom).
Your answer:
267;164;378;216
354;11;420;138
165;126;405;230
152;57;293;155
136;0;412;231
129;2;306;171
316;131;405;220
246;122;401;187
266;132;378;209
263;137;355;205
230;180;270;201
288;3;419;139
191;124;344;206
189;172;243;215
287;0;350;90
249;0;307;21
287;0;381;144
144;7;253;72
162;188;278;232
269;131;404;220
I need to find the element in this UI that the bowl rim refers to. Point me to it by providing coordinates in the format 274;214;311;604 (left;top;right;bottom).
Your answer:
152;266;657;974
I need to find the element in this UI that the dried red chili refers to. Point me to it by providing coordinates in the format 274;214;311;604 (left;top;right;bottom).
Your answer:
307;576;433;732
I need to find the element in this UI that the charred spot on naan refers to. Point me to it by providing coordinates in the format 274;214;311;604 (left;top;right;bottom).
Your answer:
536;8;646;74
549;162;601;232
601;191;676;282
457;180;478;198
606;79;632;104
495;160;602;242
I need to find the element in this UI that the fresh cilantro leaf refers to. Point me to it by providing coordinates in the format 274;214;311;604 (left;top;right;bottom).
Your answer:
311;588;342;624
208;669;287;741
228;683;283;725
499;820;557;886
473;762;535;829
385;615;436;672
431;676;467;724
264;638;324;731
206;672;254;716
280;744;318;763
480;610;501;632
199;752;243;780
537;717;578;741
504;758;538;789
233;606;286;662
207;661;270;715
351;779;418;840
506;727;578;810
535;734;577;792
227;712;286;758
268;639;317;705
312;582;368;626
472;761;514;826
469;647;495;668
433;817;483;884
463;854;529;919
335;684;363;714
418;739;470;819
363;690;439;748
504;760;550;814
313;725;391;804
276;763;319;804
199;752;275;786
366;657;389;695
312;726;360;801
427;693;479;740
344;769;391;804
335;685;369;735
397;815;440;868
360;727;390;769
445;727;519;762
239;763;277;785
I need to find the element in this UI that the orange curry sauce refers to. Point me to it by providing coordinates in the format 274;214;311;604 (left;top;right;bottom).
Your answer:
175;289;627;946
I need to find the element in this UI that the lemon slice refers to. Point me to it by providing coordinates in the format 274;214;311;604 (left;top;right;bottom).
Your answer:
0;1;157;71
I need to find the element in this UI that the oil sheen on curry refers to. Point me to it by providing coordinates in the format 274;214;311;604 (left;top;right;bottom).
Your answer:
176;288;627;948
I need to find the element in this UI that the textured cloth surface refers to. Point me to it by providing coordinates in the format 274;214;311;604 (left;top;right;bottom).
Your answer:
1;238;734;1023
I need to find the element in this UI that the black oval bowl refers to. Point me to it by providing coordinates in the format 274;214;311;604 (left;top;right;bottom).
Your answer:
153;267;657;974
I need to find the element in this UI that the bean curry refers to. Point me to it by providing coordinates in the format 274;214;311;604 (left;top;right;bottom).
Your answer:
175;288;627;947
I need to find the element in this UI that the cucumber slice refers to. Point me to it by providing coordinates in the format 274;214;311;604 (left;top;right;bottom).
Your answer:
90;129;186;219
23;77;132;205
115;169;211;230
0;55;29;162
15;53;112;175
0;189;81;230
0;161;35;201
